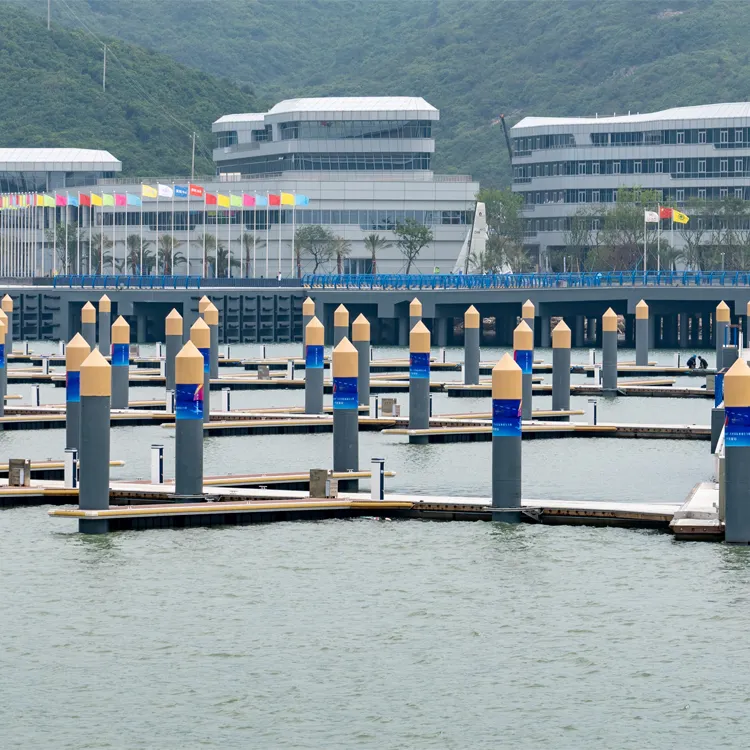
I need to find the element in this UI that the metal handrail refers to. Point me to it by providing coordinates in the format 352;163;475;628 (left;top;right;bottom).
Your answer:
52;275;202;290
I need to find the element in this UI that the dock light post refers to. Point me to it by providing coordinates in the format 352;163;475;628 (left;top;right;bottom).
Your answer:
65;334;90;450
2;294;13;355
302;297;315;357
552;320;571;417
409;297;422;332
513;320;533;420
333;304;349;346
98;294;111;354
522;299;535;343
78;349;111;534
190;317;211;424
305;316;324;414
464;305;480;385
352;314;370;407
492;353;523;523
332;338;359;489
204;301;219;379
81;302;96;350
602;308;618;393
165;309;183;392
409;321;431;444
110;316;130;409
716;301;730;370
0;318;6;417
174;340;205;498
723;359;750;543
635;299;649;367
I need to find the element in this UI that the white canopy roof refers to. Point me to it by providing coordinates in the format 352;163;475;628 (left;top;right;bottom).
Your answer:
0;148;122;172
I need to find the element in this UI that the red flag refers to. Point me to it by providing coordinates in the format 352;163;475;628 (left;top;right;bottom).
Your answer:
79;194;92;207
268;194;281;206
659;206;673;219
205;193;217;205
189;184;204;198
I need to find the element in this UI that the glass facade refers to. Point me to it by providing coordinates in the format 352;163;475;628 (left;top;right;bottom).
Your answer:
279;119;432;141
219;152;432;176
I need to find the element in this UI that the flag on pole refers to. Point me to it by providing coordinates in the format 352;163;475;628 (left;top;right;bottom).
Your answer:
158;184;173;198
67;194;79;207
141;184;158;199
189;184;204;198
102;194;115;207
55;194;67;207
230;194;242;208
280;192;295;205
242;194;255;207
43;195;55;207
268;194;281;206
90;194;103;207
79;194;92;207
126;194;142;207
255;195;268;207
35;194;44;206
205;193;218;205
217;194;230;208
672;209;689;224
295;194;309;206
659;206;673;219
115;194;127;207
174;185;188;198
644;210;659;223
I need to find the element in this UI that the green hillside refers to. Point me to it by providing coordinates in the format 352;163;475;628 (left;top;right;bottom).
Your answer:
0;4;258;175
23;0;750;186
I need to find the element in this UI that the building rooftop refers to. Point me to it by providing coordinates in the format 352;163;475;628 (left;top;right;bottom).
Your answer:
0;148;122;171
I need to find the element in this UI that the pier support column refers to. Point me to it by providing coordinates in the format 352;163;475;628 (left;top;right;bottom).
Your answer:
332;338;359;489
175;341;204;497
302;297;315;358
602;308;618;393
190;317;211;423
66;334;90;451
724;359;750;543
334;304;349;347
716;301;730;370
635;300;649;366
434;316;448;347
540;315;551;348
305;317;324;414
409;321;431;444
81;302;96;350
574;315;585;348
397;316;408;347
352;314;370;407
98;294;111;354
463;305;480;385
723;345;739;370
668;314;679;348
624;314;634;348
514;320;533;421
2;294;13;356
522;299;535;346
204;302;219;379
165;309;182;392
136;312;147;344
409;298;422;333
78;350;111;534
679;312;689;349
702;312;712;347
491;353;522;523
110;316;130;409
552;320;571;418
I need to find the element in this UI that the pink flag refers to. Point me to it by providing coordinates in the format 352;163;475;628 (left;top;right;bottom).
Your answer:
115;194;127;207
242;193;255;207
55;194;67;207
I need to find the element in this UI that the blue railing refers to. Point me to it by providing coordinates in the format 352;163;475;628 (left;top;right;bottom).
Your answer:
53;275;202;290
302;271;750;289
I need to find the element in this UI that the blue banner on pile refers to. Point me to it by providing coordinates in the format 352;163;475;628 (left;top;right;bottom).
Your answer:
66;371;80;403
111;343;129;367
725;406;750;447
492;398;522;437
514;349;533;374
175;382;203;420
306;344;324;369
0;343;5;368
410;352;430;379
199;347;210;373
715;372;724;408
333;376;358;409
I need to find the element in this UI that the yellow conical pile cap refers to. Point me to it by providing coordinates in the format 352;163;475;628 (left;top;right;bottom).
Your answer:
81;301;96;323
332;337;358;378
175;340;204;385
80;349;111;397
717;300;730;323
99;293;111;312
111;315;130;344
410;320;430;353
725;359;750;406
303;297;316;315
352;313;370;341
334;304;349;327
635;299;648;319
190;316;210;348
306;316;324;346
513;319;533;350
198;295;211;313
1;294;13;312
464;305;480;328
552;320;571;348
66;333;91;371
522;299;535;317
410;298;422;316
602;308;618;332
204;301;219;326
166;308;183;336
492;353;522;400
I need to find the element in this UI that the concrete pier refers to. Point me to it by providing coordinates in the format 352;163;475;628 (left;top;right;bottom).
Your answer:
305;317;324;414
190;317;211;423
513;320;533;420
491;353;522;523
332;338;359;487
81;302;97;350
98;294;111;354
333;304;349;346
65;334;90;450
409;297;422;333
716;301;730;369
165;309;182;391
302;297;315;357
724;359;750;543
602;308;618;393
175;341;205;497
352;314;370;407
552;320;571;417
204;301;220;379
409;321;431;444
110;316;130;409
464;305;480;385
635;299;649;366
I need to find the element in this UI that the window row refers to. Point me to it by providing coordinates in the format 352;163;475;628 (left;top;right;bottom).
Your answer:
223;152;432;175
521;186;750;206
525;212;750;233
278;120;432;141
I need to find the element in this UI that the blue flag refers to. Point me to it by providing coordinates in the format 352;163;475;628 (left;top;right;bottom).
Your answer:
126;194;142;207
295;194;309;206
174;185;188;198
67;194;79;207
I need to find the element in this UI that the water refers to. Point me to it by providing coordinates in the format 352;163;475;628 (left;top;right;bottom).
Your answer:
2;343;736;748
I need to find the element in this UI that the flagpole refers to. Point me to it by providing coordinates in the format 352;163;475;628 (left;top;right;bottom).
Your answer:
171;187;175;275
187;190;191;275
253;203;256;279
643;210;646;283
88;203;92;275
292;196;296;277
112;198;116;275
670;215;674;272
202;194;207;277
99;202;103;275
278;198;282;276
265;193;270;278
52;201;57;277
227;193;231;278
155;192;159;275
140;194;144;275
657;203;661;274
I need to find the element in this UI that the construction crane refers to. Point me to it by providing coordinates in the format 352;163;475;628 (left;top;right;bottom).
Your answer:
497;113;514;164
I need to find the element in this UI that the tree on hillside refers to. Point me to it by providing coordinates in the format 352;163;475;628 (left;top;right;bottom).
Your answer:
295;226;335;273
393;218;433;273
363;233;392;274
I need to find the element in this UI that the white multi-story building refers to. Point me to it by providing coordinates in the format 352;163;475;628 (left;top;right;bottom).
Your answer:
511;102;750;268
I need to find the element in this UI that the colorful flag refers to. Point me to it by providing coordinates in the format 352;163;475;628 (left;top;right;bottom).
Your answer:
242;194;255;207
79;194;92;207
67;194;79;207
103;194;115;207
217;194;230;208
174;185;188;198
280;192;295;205
295;194;309;206
18;194;26;207
115;194;127;207
268;194;281;206
644;210;659;223
230;194;242;208
34;194;44;206
189;184;204;198
255;195;268;207
90;194;103;207
127;193;142;207
55;194;67;207
158;184;173;198
205;193;217;205
659;206;673;219
141;184;158;199
672;209;689;224
43;195;55;207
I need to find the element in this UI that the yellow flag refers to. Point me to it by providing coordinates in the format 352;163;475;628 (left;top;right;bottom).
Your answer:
43;195;55;207
672;209;689;224
90;193;103;207
280;192;295;205
141;184;158;199
217;193;230;208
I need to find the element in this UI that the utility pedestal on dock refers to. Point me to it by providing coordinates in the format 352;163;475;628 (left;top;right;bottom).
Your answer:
2;294;13;355
724;359;750;543
716;301;730;370
305;317;324;414
352;314;370;407
635;300;649;366
81;302;96;350
175;341;204;498
190;317;211;424
302;297;315;357
492;353;522;523
65;334;90;451
111;316;130;409
204;302;219;379
98;294;111;354
464;305;480;385
332;338;359;490
513;320;533;420
602;308;618;393
334;304;349;346
552;320;571;418
409;321;431;444
522;299;535;344
79;350;111;534
410;297;422;333
165;309;182;391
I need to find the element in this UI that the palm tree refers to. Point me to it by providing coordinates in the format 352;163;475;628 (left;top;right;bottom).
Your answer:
124;233;153;274
241;231;266;277
363;233;391;274
332;236;352;274
85;233;113;274
214;242;240;277
156;234;186;275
